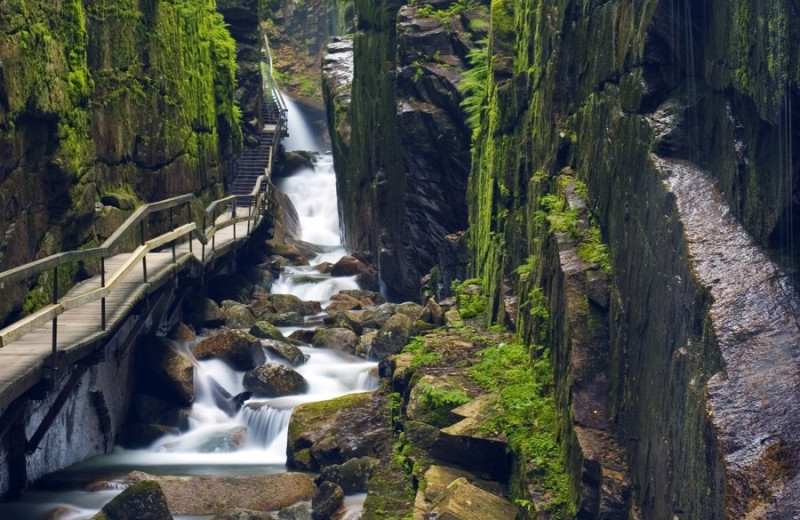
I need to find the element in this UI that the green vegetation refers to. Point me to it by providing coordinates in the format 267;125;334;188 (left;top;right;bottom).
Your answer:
467;342;575;517
451;278;487;319
459;40;489;134
413;381;470;427
402;336;443;367
412;0;483;22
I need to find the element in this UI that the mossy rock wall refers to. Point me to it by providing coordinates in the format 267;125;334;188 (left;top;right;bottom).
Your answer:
328;0;477;299
0;0;240;324
467;0;799;518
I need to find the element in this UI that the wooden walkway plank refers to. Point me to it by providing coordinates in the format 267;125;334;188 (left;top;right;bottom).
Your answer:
0;201;265;410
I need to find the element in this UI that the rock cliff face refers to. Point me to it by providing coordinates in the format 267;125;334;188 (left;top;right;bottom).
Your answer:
324;0;483;299
333;0;800;517
0;0;241;324
466;0;800;518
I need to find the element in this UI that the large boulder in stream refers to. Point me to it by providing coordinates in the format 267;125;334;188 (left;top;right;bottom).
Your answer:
287;392;390;471
311;481;344;520
315;456;380;494
191;330;265;371
249;321;289;342
126;472;315;516
140;337;194;405
270;293;307;314
263;339;306;366
330;255;370;276
92;480;173;520
312;327;359;355
243;363;308;397
220;300;257;329
369;313;413;361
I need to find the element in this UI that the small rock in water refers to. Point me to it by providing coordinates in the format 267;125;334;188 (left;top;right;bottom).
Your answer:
277;503;311;520
312;481;344;520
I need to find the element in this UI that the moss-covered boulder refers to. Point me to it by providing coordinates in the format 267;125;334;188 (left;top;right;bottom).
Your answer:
369;313;413;361
316;457;380;495
312;327;359;355
269;293;306;314
92;480;173;520
185;298;226;329
263;340;306;366
243;363;308;397
249;321;289;342
220;301;257;329
287;392;389;471
311;481;344;520
192;330;265;371
406;375;471;428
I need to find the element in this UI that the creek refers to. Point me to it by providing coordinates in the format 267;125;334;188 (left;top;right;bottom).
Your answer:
0;96;375;520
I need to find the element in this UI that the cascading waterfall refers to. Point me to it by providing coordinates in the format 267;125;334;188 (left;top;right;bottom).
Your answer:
0;95;374;520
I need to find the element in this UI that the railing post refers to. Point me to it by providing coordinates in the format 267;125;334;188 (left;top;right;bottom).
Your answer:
50;267;58;370
202;215;207;263
233;199;237;240
170;207;176;263
187;202;193;254
101;256;106;331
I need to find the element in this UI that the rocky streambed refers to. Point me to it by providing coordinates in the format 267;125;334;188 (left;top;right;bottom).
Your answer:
56;237;545;520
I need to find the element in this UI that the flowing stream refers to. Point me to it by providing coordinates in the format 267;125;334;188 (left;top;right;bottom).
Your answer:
0;96;374;520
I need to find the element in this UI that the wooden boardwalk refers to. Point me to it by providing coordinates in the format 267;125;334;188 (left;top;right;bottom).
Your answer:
0;33;286;414
0;208;256;411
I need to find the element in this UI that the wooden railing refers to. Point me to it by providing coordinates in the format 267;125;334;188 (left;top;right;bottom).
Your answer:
0;186;270;356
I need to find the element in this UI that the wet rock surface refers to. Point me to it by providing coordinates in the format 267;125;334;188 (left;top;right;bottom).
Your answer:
92;480;173;520
243;363;308;397
191;330;266;371
660;157;800;517
126;471;315;516
140;337;195;405
287;392;389;471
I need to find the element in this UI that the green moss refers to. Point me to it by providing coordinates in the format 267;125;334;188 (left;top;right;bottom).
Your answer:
401;336;443;368
411;380;470;428
451;278;487;319
467;342;575;517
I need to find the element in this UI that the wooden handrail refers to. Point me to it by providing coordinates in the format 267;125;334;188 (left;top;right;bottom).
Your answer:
0;194;199;288
0;222;201;348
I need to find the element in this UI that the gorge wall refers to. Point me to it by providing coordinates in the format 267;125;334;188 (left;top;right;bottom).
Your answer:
324;0;485;299
0;0;241;325
332;0;800;517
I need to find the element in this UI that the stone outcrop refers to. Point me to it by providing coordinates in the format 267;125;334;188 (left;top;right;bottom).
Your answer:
428;478;518;520
322;1;482;299
139;337;195;405
460;0;800;518
287;392;389;471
